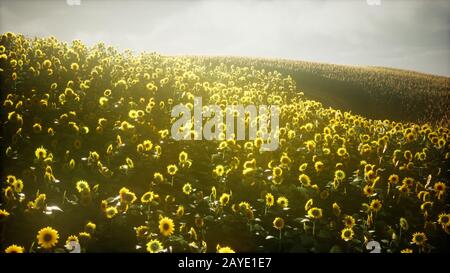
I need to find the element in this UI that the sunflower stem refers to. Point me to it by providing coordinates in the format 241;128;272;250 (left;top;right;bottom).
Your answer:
313;220;316;237
278;230;282;252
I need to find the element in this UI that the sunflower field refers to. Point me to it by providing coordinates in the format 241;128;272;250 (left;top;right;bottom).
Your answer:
0;33;449;253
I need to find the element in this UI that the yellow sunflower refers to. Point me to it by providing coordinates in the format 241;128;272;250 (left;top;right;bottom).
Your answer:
219;193;230;206
146;239;163;253
273;217;285;230
217;244;235;253
369;199;382;212
411;232;427;246
5;244;25;253
35;146;47;159
265;193;274;207
182;183;192;195
277;196;289;208
159;217;175;237
341;228;354;242
437;213;450;226
343;215;355;228
167;164;178;176
37;227;59;249
141;191;155;204
307;207;323;220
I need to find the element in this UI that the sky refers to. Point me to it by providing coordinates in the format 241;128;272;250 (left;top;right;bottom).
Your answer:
1;0;449;76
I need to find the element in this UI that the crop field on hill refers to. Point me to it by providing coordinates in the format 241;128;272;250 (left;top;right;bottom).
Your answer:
192;56;450;125
0;33;449;253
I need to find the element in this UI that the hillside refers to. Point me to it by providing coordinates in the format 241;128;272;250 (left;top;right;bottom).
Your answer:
0;33;449;253
189;56;450;125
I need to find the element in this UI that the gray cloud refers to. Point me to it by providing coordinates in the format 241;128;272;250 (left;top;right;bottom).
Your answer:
1;0;449;76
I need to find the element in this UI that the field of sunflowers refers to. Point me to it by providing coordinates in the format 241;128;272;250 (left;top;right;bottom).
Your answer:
0;32;449;253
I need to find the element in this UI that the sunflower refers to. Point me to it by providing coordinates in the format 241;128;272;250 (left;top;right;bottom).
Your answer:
272;166;283;178
314;161;324;172
176;205;185;217
332;202;341;217
76;180;90;193
334;170;345;181
37;227;59;249
105;207;118;218
437;213;450;226
11;179;23;193
388;174;399;184
159;217;175;237
341;228;354;241
219;193;230;206
146;239;163;253
154;172;164;183
239;201;251;211
141;191;154;204
85;222;96;233
0;209;10;221
5;244;25;253
277;196;289;208
434;182;446;199
6;175;16;185
420;201;433;212
213;165;225;177
78;232;91;242
307;207;323;220
343;215;355;228
270;216;284;231
411;232;427;246
402;177;414;188
401;248;413;253
217;245;235;253
265;193;274;207
280;154;291;166
298;163;308;172
119;187;137;204
369;199;382;212
298;173;311;186
35;146;47;159
305;198;313;211
337;147;347;157
167;164;178;176
400;218;409;231
135;226;149;239
32;123;42;133
182;183;192;195
65;235;79;250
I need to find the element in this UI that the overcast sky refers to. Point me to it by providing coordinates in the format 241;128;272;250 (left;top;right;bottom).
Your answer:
1;0;449;76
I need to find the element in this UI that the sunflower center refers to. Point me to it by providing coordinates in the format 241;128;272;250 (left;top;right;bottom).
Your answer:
163;223;170;231
43;233;53;242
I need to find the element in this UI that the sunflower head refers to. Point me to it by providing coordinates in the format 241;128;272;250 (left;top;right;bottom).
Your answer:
159;216;175;237
343;215;355;228
5;244;25;253
146;239;163;253
216;244;235;253
411;232;427;246
219;193;230;206
37;227;59;249
341;228;354;241
307;207;323;220
265;193;274;207
277;197;289;208
273;217;285;230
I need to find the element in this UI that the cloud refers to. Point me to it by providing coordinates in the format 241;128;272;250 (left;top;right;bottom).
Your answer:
0;0;449;76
